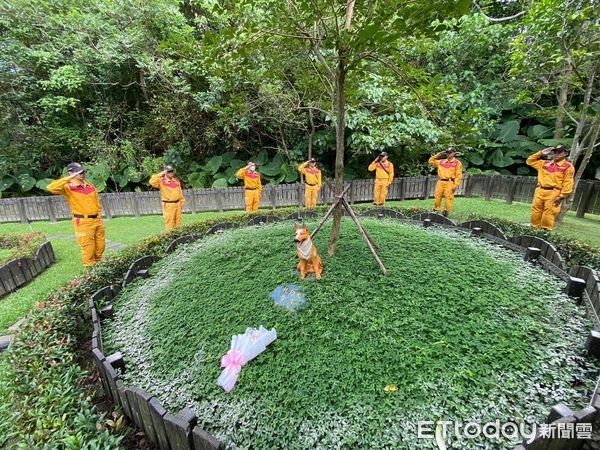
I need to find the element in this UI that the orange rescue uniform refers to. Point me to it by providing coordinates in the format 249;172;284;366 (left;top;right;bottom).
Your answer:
236;168;262;212
526;151;575;231
428;152;463;214
149;173;185;230
47;177;105;267
368;160;394;206
298;162;322;208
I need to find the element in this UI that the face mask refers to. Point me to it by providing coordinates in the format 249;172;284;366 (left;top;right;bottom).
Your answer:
249;165;256;172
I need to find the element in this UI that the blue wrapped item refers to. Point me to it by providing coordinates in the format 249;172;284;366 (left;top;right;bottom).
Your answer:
269;284;309;312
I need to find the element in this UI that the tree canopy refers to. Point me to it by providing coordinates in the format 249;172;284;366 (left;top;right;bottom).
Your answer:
0;0;598;197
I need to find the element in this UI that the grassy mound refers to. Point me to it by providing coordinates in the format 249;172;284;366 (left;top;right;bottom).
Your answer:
105;219;598;449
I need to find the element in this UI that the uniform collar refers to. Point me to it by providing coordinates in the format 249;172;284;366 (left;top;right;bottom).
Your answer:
552;159;568;167
70;179;89;187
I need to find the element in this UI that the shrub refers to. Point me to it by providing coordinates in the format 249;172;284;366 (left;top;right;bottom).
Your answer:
0;232;46;265
0;206;598;448
468;215;600;270
0;210;295;447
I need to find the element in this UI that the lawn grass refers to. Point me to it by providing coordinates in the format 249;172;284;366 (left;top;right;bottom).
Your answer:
1;199;598;335
0;210;240;245
0;240;83;334
388;197;600;247
2;198;598;246
104;220;598;449
0;212;236;334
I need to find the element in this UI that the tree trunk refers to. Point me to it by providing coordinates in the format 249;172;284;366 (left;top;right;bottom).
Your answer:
308;107;315;160
576;121;600;185
344;0;356;30
569;65;596;165
557;113;600;222
327;55;346;256
554;73;570;139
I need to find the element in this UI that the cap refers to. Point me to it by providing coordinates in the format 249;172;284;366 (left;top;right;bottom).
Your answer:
67;162;85;173
164;165;174;172
380;152;388;157
553;145;569;154
446;147;457;154
309;158;316;163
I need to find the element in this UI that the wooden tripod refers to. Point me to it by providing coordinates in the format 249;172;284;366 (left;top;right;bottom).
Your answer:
310;183;387;275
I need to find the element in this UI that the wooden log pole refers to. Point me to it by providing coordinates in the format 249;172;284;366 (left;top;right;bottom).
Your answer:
340;198;387;275
339;198;379;250
131;194;141;218
188;190;197;214
270;185;277;210
216;189;224;213
310;184;352;240
100;196;112;220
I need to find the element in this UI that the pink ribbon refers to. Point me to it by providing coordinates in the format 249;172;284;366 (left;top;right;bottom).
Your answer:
219;350;247;392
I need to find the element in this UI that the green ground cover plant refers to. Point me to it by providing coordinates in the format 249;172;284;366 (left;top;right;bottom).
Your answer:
0;289;124;449
105;219;599;449
0;240;84;334
0;208;318;447
1;201;598;336
391;198;600;249
0;211;238;334
0;232;46;265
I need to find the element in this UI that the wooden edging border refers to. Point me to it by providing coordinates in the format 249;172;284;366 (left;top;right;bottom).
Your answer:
0;241;55;298
88;211;600;450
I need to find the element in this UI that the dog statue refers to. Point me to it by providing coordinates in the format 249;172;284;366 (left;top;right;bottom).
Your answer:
294;223;323;280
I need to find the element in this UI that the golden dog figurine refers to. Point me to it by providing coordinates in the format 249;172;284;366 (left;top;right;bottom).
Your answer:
294;223;323;280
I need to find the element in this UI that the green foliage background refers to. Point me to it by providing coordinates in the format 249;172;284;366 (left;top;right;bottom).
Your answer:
1;0;598;197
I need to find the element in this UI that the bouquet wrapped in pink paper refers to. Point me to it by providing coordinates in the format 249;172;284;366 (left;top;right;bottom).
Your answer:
217;326;277;392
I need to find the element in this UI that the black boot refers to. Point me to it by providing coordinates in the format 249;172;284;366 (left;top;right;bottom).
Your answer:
442;211;448;217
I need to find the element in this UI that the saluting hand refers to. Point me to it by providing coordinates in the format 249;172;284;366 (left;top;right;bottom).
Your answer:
542;147;553;156
68;170;83;179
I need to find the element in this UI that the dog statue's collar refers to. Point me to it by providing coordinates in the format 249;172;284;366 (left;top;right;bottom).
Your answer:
297;239;313;260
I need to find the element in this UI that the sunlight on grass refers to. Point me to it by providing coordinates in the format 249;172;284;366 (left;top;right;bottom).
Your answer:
0;200;598;335
0;240;82;334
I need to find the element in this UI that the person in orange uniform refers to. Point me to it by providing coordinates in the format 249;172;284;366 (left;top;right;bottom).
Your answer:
298;158;322;208
47;162;105;267
236;161;262;212
526;145;574;231
368;152;394;206
428;147;463;217
149;165;185;231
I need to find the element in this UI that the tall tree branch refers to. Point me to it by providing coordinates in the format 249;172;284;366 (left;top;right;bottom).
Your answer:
345;0;356;30
474;2;526;22
365;53;441;127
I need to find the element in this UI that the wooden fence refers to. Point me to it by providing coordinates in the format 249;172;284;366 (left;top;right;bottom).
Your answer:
88;212;600;450
1;175;599;224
